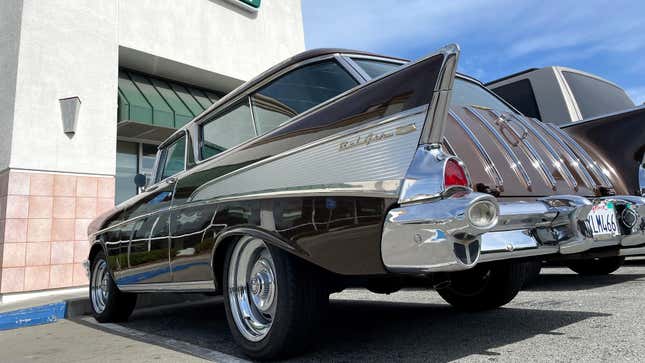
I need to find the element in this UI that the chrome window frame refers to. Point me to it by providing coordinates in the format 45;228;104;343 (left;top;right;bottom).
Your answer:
152;130;188;185
193;55;364;164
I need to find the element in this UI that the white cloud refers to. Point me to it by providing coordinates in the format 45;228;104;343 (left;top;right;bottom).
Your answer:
627;87;645;105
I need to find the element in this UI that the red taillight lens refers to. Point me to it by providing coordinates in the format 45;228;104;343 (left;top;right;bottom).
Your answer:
444;158;469;188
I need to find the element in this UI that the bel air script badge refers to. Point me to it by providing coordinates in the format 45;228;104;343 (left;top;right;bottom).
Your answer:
339;123;417;151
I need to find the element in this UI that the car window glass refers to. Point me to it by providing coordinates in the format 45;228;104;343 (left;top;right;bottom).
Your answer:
159;135;186;180
351;58;402;78
250;60;358;135
201;101;255;159
451;78;516;113
490;79;542;120
562;71;634;119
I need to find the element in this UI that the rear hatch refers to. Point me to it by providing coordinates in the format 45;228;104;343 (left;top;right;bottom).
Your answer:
443;105;613;199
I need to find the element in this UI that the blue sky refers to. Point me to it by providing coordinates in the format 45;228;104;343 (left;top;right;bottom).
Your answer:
302;0;645;104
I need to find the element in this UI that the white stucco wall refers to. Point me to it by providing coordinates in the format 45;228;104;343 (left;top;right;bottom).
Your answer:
0;0;23;171
118;0;305;83
4;0;304;176
8;0;119;175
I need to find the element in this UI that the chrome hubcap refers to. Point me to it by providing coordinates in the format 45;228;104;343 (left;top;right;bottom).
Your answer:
90;259;110;314
228;237;277;342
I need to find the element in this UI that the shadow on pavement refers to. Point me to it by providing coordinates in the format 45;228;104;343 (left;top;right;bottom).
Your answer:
526;271;645;292
91;296;607;362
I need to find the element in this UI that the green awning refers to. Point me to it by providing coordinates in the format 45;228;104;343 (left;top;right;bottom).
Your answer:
117;69;223;130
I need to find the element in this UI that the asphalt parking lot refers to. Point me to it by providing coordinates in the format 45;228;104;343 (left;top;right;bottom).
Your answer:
3;262;645;362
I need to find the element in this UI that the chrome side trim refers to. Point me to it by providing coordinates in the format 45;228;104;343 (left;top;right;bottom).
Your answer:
209;181;402;204
118;281;216;293
423;43;460;146
491;110;557;190
546;123;613;187
466;106;532;188
531;118;596;189
508;113;578;190
449;109;504;190
189;107;425;203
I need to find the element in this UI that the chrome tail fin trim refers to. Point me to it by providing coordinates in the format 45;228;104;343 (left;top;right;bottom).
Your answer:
449;109;504;190
466;106;532;189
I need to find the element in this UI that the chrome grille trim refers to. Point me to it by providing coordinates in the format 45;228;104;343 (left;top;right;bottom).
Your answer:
546;123;613;187
449;109;504;189
466;106;532;189
530;118;596;190
490;110;557;190
507;114;578;191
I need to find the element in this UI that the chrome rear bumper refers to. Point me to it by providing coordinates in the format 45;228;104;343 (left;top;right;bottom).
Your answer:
381;192;645;274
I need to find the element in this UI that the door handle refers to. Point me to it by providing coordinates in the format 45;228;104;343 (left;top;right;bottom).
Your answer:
165;177;177;184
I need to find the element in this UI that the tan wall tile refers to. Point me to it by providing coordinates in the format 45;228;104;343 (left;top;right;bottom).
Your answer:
1;267;25;293
5;195;29;219
53;197;76;219
53;174;77;197
75;197;97;219
51;241;74;264
73;241;90;263
2;243;26;267
96;198;115;215
28;196;53;219
72;263;88;286
24;266;50;291
27;219;52;242
49;264;73;288
97;178;115;199
75;219;92;241
29;174;54;197
7;172;30;196
4;219;28;242
51;219;75;241
26;242;51;266
76;177;98;198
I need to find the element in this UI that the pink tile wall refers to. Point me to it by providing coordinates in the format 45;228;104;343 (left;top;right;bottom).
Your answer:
0;170;115;294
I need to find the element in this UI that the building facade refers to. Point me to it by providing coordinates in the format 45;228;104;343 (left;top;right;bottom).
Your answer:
0;0;304;298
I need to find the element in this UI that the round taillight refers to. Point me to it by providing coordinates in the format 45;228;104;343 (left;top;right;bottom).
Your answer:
444;158;469;188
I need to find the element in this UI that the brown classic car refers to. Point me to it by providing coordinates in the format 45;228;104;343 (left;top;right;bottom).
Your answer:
84;44;645;360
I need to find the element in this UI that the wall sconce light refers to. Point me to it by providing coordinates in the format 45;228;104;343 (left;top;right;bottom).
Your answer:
59;96;81;135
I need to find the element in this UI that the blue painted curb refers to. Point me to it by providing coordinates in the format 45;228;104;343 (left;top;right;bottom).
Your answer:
0;301;67;331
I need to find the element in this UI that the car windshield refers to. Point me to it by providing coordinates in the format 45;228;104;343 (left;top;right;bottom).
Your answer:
351;58;516;114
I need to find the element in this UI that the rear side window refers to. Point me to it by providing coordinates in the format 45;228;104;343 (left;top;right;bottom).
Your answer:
156;135;186;181
351;58;402;78
201;101;255;159
250;60;358;135
490;79;542;120
451;78;516;113
563;71;634;119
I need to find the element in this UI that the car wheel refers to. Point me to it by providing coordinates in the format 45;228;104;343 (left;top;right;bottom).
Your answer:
90;251;137;322
223;235;328;360
436;262;526;311
567;256;625;275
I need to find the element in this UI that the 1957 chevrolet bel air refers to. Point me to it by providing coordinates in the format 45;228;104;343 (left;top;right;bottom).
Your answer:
85;44;645;359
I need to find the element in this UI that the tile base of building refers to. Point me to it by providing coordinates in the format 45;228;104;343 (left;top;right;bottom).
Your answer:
0;169;114;295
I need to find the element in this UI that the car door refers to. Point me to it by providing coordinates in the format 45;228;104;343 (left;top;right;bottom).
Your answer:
116;133;187;286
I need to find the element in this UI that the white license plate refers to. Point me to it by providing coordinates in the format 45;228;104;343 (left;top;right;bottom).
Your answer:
586;201;620;239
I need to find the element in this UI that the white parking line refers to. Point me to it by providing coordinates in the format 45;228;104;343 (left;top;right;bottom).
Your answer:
78;316;251;363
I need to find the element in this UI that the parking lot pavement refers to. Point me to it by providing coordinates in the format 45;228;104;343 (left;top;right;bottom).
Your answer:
4;264;645;362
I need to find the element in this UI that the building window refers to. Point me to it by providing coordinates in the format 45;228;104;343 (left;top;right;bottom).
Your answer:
115;141;159;204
